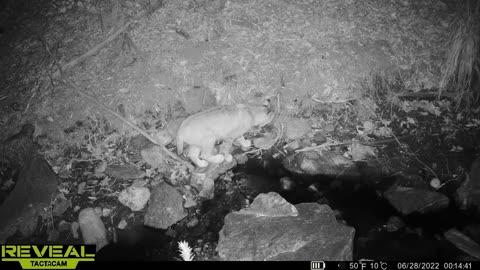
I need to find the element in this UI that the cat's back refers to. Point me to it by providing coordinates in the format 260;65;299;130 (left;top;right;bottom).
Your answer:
178;104;253;138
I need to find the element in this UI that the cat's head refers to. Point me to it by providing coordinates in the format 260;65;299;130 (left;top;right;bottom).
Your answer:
249;104;275;127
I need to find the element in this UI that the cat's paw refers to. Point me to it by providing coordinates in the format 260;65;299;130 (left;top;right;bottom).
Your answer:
224;154;233;163
196;160;209;167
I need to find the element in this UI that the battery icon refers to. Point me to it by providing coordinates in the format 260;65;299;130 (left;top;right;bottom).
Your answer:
311;261;326;270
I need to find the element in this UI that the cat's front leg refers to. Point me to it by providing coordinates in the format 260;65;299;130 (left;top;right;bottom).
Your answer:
219;140;234;163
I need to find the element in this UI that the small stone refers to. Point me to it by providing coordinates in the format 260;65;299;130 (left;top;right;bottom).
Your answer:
77;182;86;194
78;208;108;251
105;164;146;181
312;132;327;144
117;219;128;230
279;177;295;191
283;140;301;151
118;186;151;211
52;193;71;216
94;161;107;175
283;117;312;140
324;124;335;132
102;208;112;217
152;130;173;145
141;145;167;168
253;135;276;149
71;222;80;239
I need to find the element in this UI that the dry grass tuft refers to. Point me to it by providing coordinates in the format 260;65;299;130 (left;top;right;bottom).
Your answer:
440;0;480;108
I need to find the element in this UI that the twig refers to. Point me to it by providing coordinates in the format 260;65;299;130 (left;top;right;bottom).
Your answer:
41;38;195;172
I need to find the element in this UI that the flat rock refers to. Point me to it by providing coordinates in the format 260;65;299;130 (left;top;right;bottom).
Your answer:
141;145;167;168
238;192;298;217
105;164;145;181
217;193;354;261
152;130;173;146
0;152;58;244
283;117;312;140
52;193;72;216
78;208;108;252
283;151;356;176
118;186;151;211
384;186;450;215
144;183;187;229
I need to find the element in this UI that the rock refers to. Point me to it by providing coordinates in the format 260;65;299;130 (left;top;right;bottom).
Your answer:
52;193;72;216
324;124;335;132
117;220;128;230
102;208;112;217
71;222;80;239
144;183;187;229
184;195;197;208
78;208;108;252
384;186;449;215
308;183;323;196
216;193;354;261
233;153;248;164
456;157;480;215
283;140;301;151
253;134;276;149
94;161;107;175
0;152;58;244
312;132;327;144
444;228;480;260
141;145;167;168
152;130;173;145
238;192;298;217
283;151;356;176
105;164;145;181
77;182;86;194
384;216;405;232
300;157;322;175
118;186;151;211
279;177;295;191
94;207;102;217
283;117;312;140
127;135;154;162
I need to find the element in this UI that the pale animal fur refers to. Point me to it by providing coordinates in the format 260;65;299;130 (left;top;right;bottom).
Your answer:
176;102;275;168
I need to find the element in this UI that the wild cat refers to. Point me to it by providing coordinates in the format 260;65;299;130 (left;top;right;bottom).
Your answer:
176;101;275;168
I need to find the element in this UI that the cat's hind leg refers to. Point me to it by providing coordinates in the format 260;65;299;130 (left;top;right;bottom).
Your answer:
199;138;225;164
187;146;209;167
